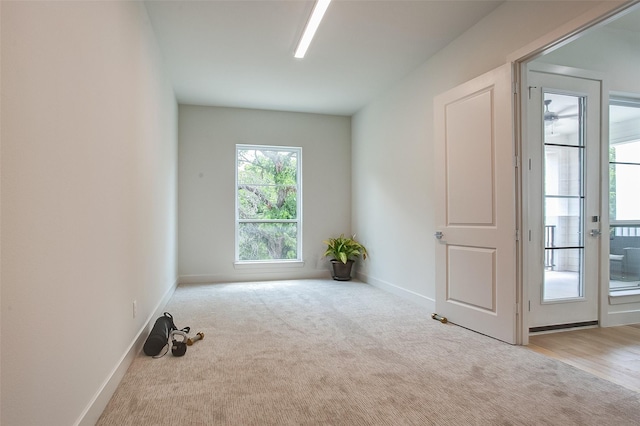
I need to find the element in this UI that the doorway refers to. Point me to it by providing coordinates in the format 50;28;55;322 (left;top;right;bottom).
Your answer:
525;66;601;331
518;3;640;340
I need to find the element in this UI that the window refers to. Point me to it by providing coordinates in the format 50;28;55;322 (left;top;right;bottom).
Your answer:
235;145;302;262
609;97;640;291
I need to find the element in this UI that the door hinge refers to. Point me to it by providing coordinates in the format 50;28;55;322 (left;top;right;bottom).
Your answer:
514;155;519;169
515;229;520;241
528;300;531;312
516;303;520;315
513;82;519;95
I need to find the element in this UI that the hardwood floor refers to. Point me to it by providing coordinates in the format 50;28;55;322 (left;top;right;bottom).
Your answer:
528;324;640;393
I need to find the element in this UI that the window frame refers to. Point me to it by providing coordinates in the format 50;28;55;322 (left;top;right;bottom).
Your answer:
608;95;640;293
234;144;303;264
609;96;640;225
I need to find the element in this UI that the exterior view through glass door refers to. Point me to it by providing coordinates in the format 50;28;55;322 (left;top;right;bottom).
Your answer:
527;67;600;330
543;93;585;301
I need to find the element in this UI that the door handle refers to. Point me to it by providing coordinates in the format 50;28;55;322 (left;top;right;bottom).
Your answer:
589;229;601;237
434;231;444;240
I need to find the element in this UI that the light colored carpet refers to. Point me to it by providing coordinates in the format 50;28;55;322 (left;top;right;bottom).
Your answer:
97;279;640;425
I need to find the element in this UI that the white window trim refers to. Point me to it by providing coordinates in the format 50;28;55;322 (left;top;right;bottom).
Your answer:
609;290;640;304
608;95;640;293
235;144;303;263
233;260;305;269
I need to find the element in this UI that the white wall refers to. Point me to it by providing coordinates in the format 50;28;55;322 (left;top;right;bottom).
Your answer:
351;1;619;307
178;106;351;283
0;0;3;414
1;2;178;425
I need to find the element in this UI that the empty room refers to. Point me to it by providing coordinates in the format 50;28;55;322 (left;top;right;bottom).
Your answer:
2;1;639;425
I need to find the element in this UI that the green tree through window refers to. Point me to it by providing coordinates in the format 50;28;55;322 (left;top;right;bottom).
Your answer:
236;145;301;261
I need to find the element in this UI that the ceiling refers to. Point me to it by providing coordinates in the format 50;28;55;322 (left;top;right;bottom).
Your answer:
144;0;503;116
144;1;640;117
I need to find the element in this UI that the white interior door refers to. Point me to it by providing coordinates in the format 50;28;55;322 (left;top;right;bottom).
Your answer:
526;65;601;330
434;63;517;344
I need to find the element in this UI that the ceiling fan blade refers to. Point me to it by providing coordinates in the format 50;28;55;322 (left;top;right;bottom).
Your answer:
556;105;578;115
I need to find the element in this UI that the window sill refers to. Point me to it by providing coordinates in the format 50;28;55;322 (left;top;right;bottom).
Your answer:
233;260;305;270
609;289;640;305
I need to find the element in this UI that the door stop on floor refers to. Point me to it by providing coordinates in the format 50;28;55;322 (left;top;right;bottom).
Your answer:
431;313;448;324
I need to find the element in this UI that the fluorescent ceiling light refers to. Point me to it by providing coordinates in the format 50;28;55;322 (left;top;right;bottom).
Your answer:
294;0;332;59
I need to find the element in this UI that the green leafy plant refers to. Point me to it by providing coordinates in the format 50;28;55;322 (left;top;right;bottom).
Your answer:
323;234;368;264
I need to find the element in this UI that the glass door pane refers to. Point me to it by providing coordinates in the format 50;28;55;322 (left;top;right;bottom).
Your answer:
543;93;585;301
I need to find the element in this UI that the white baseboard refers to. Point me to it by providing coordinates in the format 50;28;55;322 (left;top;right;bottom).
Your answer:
75;278;179;426
356;271;436;312
179;274;226;284
179;270;330;285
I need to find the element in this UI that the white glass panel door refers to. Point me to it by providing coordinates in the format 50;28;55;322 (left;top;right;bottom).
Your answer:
527;67;600;329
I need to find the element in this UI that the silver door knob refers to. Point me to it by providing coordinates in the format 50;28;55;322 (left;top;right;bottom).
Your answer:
589;229;601;237
434;231;444;239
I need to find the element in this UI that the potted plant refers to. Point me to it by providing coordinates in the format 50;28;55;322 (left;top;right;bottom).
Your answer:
323;234;368;281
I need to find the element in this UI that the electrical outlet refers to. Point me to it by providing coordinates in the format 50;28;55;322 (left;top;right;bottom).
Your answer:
133;300;137;318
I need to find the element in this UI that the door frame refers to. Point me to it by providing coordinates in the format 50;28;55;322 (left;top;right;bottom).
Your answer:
511;1;638;344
